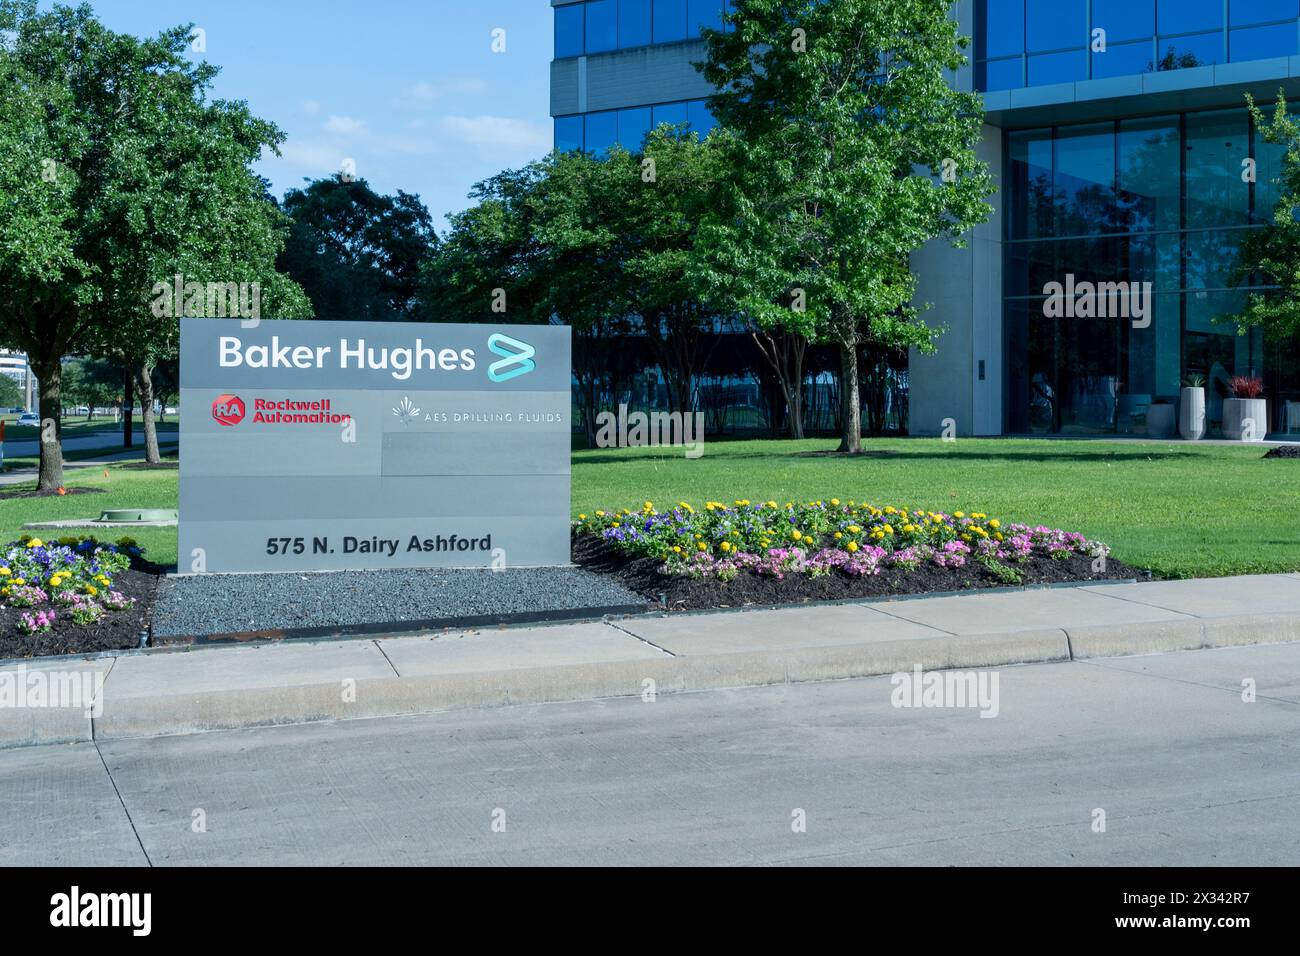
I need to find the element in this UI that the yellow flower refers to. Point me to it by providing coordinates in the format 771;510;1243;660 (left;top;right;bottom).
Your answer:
834;531;843;539
85;585;98;596
988;519;1000;529
846;541;859;553
672;546;682;553
596;510;606;517
720;541;731;552
611;522;620;528
13;578;25;586
791;530;802;541
830;498;840;506
697;543;707;552
26;538;43;549
954;512;965;519
0;568;10;577
847;526;861;534
578;514;587;520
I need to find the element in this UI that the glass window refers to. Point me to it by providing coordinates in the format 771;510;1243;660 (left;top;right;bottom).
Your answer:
1007;129;1054;241
1026;0;1086;51
618;106;652;150
584;110;618;154
1118;116;1180;234
688;0;725;35
1231;23;1298;60
620;0;652;48
652;101;689;129
1230;0;1299;27
555;114;583;153
687;98;717;136
1186;109;1250;229
555;3;584;58
980;57;1024;90
1156;32;1222;69
1028;49;1087;84
1092;40;1156;78
1091;0;1155;43
654;0;688;43
1055;123;1116;235
1156;1;1224;36
979;0;1026;59
585;0;617;54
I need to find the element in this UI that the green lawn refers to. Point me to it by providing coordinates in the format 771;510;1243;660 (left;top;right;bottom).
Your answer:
0;438;1295;578
0;464;179;563
573;439;1300;579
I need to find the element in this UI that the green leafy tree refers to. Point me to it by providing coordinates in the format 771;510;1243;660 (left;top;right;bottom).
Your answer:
1229;92;1300;339
0;1;309;484
279;175;437;323
695;0;994;452
0;374;21;410
61;357;120;420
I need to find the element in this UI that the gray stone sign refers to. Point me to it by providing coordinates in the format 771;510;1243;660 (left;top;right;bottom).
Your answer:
179;317;572;573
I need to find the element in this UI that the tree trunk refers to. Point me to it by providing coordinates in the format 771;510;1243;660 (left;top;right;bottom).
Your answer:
132;360;161;465
752;328;807;440
837;343;861;454
31;357;64;493
122;368;133;448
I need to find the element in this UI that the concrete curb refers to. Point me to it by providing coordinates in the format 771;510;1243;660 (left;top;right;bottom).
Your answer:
3;609;1296;748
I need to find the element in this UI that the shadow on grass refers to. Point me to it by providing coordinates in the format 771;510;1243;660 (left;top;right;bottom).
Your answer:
573;446;1215;466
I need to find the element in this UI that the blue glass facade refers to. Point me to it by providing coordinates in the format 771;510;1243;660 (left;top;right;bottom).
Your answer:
977;0;1300;91
1002;106;1300;435
554;98;717;154
555;0;730;58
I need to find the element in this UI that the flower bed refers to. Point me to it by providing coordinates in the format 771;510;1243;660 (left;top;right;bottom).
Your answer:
0;535;160;660
573;499;1137;610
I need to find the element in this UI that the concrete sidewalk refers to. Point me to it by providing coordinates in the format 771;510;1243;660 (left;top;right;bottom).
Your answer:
3;574;1299;748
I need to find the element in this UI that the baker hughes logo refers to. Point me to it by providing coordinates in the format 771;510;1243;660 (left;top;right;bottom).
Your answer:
212;394;351;427
212;394;245;426
216;331;538;382
487;333;535;383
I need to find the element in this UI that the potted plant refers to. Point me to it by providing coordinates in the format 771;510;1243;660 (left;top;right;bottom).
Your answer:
1223;376;1267;441
1180;374;1206;441
1146;397;1177;439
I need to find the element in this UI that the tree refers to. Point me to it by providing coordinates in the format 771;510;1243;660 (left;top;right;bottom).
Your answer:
280;175;437;323
695;0;994;452
0;374;20;410
61;357;120;420
0;1;310;483
1229;92;1300;339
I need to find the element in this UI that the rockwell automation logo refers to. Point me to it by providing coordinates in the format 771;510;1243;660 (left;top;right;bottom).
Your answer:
211;394;246;426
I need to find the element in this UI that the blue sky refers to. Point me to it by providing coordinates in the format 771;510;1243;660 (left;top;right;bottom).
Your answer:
61;1;554;230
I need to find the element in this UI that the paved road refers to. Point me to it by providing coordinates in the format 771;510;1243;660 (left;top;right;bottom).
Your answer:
1;430;177;458
2;643;1298;866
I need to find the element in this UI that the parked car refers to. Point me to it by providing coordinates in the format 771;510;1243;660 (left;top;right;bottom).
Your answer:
16;412;40;427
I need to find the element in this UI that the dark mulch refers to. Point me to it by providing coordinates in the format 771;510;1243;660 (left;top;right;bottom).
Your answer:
0;559;165;661
0;486;106;501
572;533;1145;612
119;461;179;470
1264;445;1300;459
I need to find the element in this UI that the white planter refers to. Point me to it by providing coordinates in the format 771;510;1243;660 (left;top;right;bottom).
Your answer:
1146;403;1176;439
1223;397;1267;442
1179;387;1205;441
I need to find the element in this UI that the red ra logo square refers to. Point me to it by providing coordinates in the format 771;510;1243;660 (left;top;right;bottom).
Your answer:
212;394;246;426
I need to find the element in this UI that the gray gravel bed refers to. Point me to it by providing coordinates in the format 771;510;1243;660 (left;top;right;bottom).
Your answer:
152;566;650;639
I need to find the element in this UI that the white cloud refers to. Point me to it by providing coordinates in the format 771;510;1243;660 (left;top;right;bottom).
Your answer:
324;115;369;136
438;115;548;149
277;140;346;174
400;78;488;107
